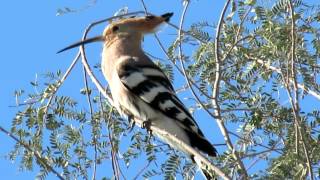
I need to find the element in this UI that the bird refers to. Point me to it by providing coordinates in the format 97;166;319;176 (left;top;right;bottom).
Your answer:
58;12;217;179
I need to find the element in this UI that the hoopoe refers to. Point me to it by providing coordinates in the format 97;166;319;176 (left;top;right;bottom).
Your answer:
58;12;217;179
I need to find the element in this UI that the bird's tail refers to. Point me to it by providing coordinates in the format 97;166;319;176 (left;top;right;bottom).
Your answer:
193;155;216;180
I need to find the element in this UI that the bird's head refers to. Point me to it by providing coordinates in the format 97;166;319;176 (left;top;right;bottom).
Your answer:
57;12;173;53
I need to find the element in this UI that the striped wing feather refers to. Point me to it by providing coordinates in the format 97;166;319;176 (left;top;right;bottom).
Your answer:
116;57;216;157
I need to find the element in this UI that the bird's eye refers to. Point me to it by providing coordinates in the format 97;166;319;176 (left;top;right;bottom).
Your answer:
112;26;119;32
145;15;155;20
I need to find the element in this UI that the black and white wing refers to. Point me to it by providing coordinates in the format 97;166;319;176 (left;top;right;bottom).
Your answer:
116;56;217;157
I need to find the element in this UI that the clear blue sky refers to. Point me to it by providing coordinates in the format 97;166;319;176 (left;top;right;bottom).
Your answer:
0;0;226;179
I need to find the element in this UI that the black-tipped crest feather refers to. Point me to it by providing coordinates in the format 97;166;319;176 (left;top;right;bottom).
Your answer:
161;12;174;22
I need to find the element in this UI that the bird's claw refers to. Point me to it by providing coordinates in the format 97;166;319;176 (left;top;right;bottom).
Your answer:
127;115;135;132
142;120;153;137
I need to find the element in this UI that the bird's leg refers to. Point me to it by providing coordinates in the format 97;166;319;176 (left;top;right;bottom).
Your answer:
139;119;153;144
142;120;153;141
127;114;135;132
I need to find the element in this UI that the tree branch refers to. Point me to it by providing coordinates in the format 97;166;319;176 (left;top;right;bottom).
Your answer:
136;119;231;180
287;1;314;179
176;0;218;119
213;0;248;178
82;67;99;180
44;51;81;119
0;126;65;180
245;55;320;101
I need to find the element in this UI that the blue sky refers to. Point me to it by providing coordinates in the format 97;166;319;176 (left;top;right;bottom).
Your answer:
0;0;226;179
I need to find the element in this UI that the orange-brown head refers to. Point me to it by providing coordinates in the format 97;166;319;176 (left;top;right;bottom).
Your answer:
57;13;173;53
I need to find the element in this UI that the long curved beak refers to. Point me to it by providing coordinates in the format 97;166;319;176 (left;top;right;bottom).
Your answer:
57;36;104;53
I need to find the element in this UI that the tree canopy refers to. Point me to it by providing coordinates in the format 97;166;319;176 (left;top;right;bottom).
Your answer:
2;0;320;179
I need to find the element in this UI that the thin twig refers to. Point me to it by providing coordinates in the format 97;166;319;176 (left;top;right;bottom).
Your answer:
221;6;253;62
99;95;123;180
107;110;121;180
44;51;81;119
288;1;314;179
176;0;218;121
213;0;248;178
166;21;207;44
287;0;299;155
151;16;216;100
241;141;281;159
246;55;320;101
245;153;268;172
221;35;254;62
82;67;98;180
228;131;283;155
139;4;210;44
0;126;65;180
154;22;217;105
132;161;152;180
140;0;148;13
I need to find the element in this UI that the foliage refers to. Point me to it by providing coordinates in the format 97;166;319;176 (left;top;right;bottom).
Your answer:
3;0;320;179
185;0;320;179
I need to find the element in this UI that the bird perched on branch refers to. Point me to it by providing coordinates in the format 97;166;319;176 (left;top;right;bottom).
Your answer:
58;12;217;179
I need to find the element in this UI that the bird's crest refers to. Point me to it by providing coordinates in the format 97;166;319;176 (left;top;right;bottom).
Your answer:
57;12;173;53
